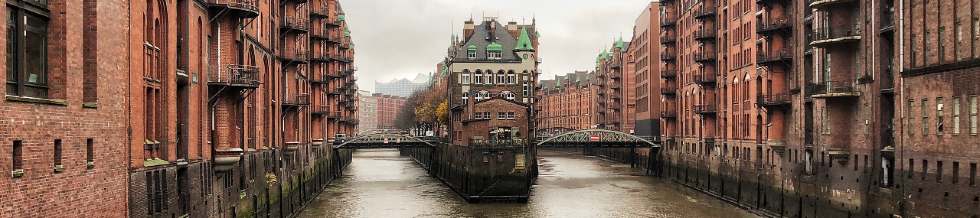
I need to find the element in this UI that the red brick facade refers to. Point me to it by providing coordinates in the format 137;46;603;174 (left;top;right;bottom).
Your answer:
536;71;600;134
632;2;663;138
373;93;407;130
3;0;357;217
1;0;130;216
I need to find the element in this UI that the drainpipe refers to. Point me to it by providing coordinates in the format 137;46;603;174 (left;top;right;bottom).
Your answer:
897;0;908;215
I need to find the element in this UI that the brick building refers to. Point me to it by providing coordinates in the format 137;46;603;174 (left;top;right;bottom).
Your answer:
1;0;131;216
536;71;600;135
357;90;378;131
373;93;407;130
122;0;358;217
632;2;663;138
446;18;539;146
595;38;636;133
650;0;980;216
3;0;356;217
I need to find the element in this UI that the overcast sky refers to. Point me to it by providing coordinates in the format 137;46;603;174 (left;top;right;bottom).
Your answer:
341;0;653;92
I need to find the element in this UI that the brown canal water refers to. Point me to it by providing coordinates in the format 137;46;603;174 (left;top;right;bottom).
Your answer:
297;149;758;218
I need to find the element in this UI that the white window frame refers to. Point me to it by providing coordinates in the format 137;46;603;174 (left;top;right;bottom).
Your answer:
468;50;477;59
971;96;977;135
954;97;961;134
462;73;470;84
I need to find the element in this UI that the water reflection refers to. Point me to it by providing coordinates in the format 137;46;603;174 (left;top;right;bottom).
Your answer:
298;149;757;218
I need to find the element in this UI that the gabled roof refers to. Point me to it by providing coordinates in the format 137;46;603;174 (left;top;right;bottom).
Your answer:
452;20;521;61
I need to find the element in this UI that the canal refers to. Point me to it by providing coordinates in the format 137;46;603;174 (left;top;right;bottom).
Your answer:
298;149;758;218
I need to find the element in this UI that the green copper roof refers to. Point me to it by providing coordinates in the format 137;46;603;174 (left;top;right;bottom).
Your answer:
467;44;477;51
487;42;503;51
343;27;350;37
615;36;625;49
338;14;346;22
514;27;535;52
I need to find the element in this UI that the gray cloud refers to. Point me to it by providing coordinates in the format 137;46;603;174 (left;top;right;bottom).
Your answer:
342;0;652;92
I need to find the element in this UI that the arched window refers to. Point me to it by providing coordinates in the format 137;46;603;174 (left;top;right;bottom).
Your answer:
461;70;471;84
474;70;483;84
462;92;469;104
496;70;505;84
507;71;516;84
501;91;515;100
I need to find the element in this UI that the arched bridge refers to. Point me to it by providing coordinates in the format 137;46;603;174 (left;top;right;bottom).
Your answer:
535;129;660;148
334;132;436;149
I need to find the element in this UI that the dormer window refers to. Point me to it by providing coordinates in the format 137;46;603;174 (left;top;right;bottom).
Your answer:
467;45;477;59
487;42;502;60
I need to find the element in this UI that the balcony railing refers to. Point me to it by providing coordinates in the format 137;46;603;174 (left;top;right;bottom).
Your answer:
694;51;716;63
661;110;678;118
281;16;309;32
694;104;718;114
283;93;311;107
694;71;717;85
694;5;717;19
881;7;895;32
812;24;861;46
694;29;716;41
757;48;793;65
811;81;859;98
808;0;857;8
661;34;677;44
311;7;329;17
312;105;330;115
661;83;677;96
758;93;792;107
757;18;792;34
208;64;259;88
280;50;308;63
660;15;677;27
661;52;676;61
205;0;259;18
661;69;677;78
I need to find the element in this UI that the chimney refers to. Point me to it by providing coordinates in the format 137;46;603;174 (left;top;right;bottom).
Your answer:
506;21;519;37
464;20;475;40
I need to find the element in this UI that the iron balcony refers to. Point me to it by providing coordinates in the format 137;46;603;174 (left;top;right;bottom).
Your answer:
810;81;860;98
661;34;677;44
757;48;793;66
694;104;718;115
694;29;716;41
693;5;716;19
660;84;677;96
758;93;792;108
811;24;861;47
661;69;677;78
808;0;857;9
311;7;329;17
694;51;716;63
661;110;678;118
282;93;311;107
660;16;677;27
208;64;260;88
757;18;792;35
661;53;676;61
281;16;309;32
280;50;308;64
693;72;716;86
205;0;259;18
312;105;330;115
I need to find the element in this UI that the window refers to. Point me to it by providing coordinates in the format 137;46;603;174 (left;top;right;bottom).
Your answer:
82;0;97;103
937;97;944;135
467;47;477;59
971;163;977;186
938;161;944;183
953;162;960;184
86;138;95;168
496;72;504;84
502;91;515;100
908;159;915;178
497;112;507;119
507;72;516;84
906;99;914;135
954;97;961;134
462;73;470;84
922;159;929;181
6;1;50;98
821;109;830;134
54;139;63;171
971;96;977;134
922;99;929;135
461;93;468;104
488;50;501;59
507;112;515;119
12;140;23;173
474;72;483;84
